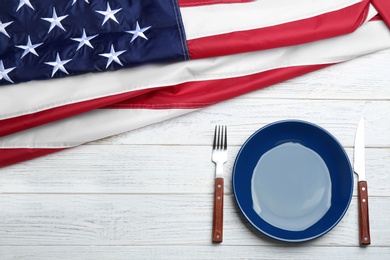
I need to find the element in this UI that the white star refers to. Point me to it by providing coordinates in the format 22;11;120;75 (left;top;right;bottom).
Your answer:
99;44;126;68
16;0;35;12
16;36;43;59
45;53;72;77
71;29;98;51
41;8;68;34
126;21;151;43
0;20;13;38
0;60;16;84
72;0;89;5
95;2;122;26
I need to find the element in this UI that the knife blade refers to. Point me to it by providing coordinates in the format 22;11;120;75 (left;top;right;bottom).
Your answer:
353;117;371;245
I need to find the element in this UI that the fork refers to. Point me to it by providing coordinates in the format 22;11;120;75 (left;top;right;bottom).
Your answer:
211;125;227;243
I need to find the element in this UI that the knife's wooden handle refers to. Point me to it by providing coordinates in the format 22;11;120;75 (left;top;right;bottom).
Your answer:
358;181;371;245
212;177;224;243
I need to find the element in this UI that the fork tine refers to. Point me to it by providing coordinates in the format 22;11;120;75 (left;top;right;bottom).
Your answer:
213;125;217;149
213;125;227;150
218;126;222;149
224;126;227;150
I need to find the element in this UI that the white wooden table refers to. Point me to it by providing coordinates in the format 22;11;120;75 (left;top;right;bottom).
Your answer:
1;49;389;259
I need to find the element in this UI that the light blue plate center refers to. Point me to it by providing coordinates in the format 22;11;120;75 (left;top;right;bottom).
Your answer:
251;142;332;231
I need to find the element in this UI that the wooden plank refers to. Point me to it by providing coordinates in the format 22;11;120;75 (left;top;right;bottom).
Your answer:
0;146;388;196
0;245;389;259
0;194;388;247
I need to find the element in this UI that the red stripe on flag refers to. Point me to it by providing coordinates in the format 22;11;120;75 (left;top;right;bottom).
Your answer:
187;0;370;59
178;0;253;7
0;148;65;168
105;64;331;109
371;0;390;28
370;15;383;21
0;88;158;138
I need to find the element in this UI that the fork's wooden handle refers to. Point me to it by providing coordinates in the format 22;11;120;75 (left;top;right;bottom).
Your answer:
358;181;371;245
212;177;224;243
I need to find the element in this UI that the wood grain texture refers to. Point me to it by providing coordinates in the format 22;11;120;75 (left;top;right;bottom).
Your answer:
0;49;389;259
358;181;371;245
0;246;389;260
212;177;224;243
0;195;388;246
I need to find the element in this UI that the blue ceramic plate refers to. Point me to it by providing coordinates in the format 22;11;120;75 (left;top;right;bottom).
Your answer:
232;120;353;242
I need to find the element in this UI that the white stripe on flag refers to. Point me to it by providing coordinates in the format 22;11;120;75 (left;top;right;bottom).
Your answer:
181;0;373;40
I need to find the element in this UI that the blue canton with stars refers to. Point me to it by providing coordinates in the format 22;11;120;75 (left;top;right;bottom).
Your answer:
0;0;189;85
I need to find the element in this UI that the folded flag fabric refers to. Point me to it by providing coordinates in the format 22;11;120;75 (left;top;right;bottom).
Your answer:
0;0;384;136
1;19;390;167
371;0;390;27
0;0;389;167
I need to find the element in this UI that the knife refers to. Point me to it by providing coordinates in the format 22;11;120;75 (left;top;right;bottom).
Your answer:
353;117;371;245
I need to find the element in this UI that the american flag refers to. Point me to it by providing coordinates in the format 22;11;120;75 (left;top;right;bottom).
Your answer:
0;0;389;167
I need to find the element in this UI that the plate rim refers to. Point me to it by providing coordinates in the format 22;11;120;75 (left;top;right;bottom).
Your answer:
232;119;353;242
